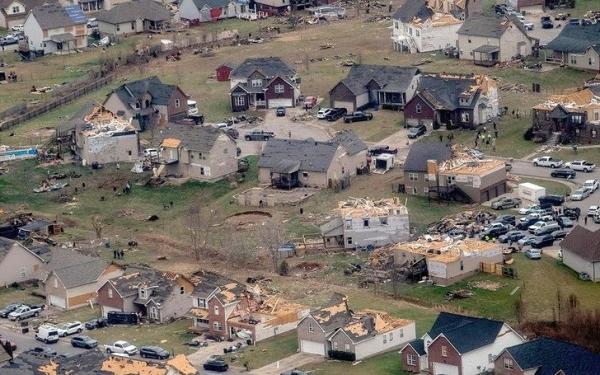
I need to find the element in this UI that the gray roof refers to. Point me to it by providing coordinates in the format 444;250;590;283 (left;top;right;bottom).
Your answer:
31;3;86;30
392;0;433;23
108;266;188;307
320;217;343;236
158;124;228;152
428;312;506;353
404;339;426;356
546;23;600;54
95;0;170;24
458;15;510;38
230;57;296;79
332;130;367;156
56;101;97;136
472;45;500;54
44;247;109;288
404;142;452;172
335;64;420;96
190;270;239;298
112;76;180;108
258;138;340;173
309;293;352;334
0;0;45;12
1;349;108;374
192;0;231;10
415;75;479;111
560;225;600;262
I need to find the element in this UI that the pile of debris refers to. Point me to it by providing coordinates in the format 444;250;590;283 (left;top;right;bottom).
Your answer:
33;179;68;193
365;15;391;23
368;246;394;270
291;112;314;122
295;262;322;272
498;82;527;93
320;42;335;49
426;210;497;236
467;280;505;291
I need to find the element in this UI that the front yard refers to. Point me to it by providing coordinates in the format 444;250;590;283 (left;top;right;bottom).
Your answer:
227;331;299;370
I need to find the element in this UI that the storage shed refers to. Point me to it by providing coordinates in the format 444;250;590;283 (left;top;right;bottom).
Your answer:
216;64;234;81
518;182;545;202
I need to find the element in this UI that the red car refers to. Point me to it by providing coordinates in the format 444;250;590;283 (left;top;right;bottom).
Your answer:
303;96;317;109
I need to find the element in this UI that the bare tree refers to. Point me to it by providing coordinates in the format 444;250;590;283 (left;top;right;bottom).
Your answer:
184;200;216;261
91;216;104;239
257;214;287;273
222;230;257;268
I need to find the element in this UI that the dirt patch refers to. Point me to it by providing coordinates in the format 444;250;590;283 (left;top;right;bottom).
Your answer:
137;233;190;255
224;211;272;227
295;262;322;271
467;280;506;291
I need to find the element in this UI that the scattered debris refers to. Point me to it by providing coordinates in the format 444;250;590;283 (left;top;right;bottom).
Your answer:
467;280;505;291
320;42;335;49
33;180;68;193
446;289;473;300
146;215;159;221
426;210;497;236
295;262;322;271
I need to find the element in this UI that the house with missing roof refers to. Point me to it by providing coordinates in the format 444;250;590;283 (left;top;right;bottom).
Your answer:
43;248;123;309
457;15;535;66
329;64;421;112
23;3;87;55
156;124;237;182
400;312;524;374
96;265;195;322
257;131;367;189
544;23;600;71
95;0;170;36
0;0;44;29
229;57;300;111
404;74;499;129
560;226;600;282
297;294;416;360
494;337;600;375
103;76;189;131
0;237;47;287
402;142;507;203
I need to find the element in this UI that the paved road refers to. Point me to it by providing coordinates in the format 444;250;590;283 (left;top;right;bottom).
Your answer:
0;324;87;357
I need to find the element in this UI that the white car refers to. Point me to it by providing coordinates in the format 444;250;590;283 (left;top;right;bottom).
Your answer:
528;221;554;233
57;321;83;336
316;108;332;119
523;22;534;30
583;179;599;192
571;187;592;201
105;340;138;356
532;156;563;168
588;205;599;217
143;148;158;158
187;100;198;116
11;24;23;32
565;160;596;172
519;204;540;215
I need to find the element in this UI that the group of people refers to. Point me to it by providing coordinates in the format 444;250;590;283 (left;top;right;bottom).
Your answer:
474;122;499;151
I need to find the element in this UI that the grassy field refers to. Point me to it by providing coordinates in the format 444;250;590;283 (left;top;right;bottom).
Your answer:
519;177;573;195
303;351;409;375
228;332;299;370
547;147;600;166
0;285;44;307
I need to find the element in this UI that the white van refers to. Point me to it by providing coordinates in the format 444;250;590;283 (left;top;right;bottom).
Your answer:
35;325;60;344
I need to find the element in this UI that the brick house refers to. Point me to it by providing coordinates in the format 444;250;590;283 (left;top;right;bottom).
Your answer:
400;312;524;374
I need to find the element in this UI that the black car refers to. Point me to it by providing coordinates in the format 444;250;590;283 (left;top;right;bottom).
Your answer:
203;359;229;372
538;195;565;207
31;347;57;356
71;335;98;349
556;216;574;228
140;346;170;360
407;124;427;139
85;318;108;330
517;217;539;230
542;20;554;28
531;234;554;249
551;168;576;179
481;225;509;239
106;311;138;325
275;107;286;117
498;231;525;243
495;215;516;226
343;111;373;123
0;303;23;318
563;207;581;220
325;108;348;121
368;146;398;156
244;131;275;141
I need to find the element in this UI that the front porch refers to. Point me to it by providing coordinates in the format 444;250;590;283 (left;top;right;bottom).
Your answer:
377;91;406;110
79;0;104;12
270;160;301;190
48;33;77;54
472;45;500;67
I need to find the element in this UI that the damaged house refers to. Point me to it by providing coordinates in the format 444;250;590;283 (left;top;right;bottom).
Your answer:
321;197;410;249
531;87;600;145
297;294;416;360
329;64;421;112
157;124;238;182
402;142;507;203
404;74;499;130
393;237;503;286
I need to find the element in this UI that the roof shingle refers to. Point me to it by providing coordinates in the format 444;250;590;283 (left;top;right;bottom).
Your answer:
560;225;600;262
404;142;452;172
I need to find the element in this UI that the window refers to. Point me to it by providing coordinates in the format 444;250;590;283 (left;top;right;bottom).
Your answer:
406;354;416;366
394;21;398;29
595;112;599;121
411;187;417;194
423;186;429;193
345;219;352;229
570;55;577;65
468;39;471;43
213;322;222;331
302;172;309;178
197;318;209;324
251;79;262;87
347;237;353;245
214;305;219;315
416;103;422;113
175;99;181;108
363;219;369;227
399;329;404;338
128;150;132;156
389;332;393;341
116;25;120;31
223;148;228;154
274;84;285;94
441;346;448;357
590;57;593;66
196;298;206;308
150;306;158;320
461;112;470;122
180;286;185;294
572;115;583;124
308;321;314;333
380;217;388;225
383;335;387;344
12;6;20;12
333;341;338;350
200;167;205;175
344;343;350;351
408;173;418;181
108;288;113;298
140;289;147;299
131;22;135;30
234;96;245;106
416;30;420;37
503;358;514;369
53;278;58;288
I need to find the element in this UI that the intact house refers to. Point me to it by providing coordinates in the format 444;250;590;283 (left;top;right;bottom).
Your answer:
229;57;300;111
96;265;195;322
188;271;308;342
253;0;289;15
179;0;244;24
297;294;416;360
95;0;170;36
103;76;189;131
402;142;508;203
391;0;463;53
404;74;499;130
23;3;87;55
560;226;600;281
257;133;367;189
457;15;535;66
0;237;46;286
156;124;238;182
0;0;44;29
68;105;139;166
494;337;600;375
320;197;409;249
58;0;143;12
531;86;600;145
401;312;524;374
329;64;421;112
393;237;503;286
43;247;123;310
544;23;600;71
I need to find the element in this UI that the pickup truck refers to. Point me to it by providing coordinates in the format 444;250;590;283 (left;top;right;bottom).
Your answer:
532;156;563;168
104;340;138;356
244;131;275;141
8;305;41;321
343;111;373;123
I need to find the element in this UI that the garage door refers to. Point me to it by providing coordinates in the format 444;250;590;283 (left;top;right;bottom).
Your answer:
102;306;122;318
432;362;459;375
268;99;293;108
48;295;66;309
333;101;355;112
300;340;326;356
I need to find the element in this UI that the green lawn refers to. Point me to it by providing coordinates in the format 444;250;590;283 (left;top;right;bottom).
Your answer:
547;147;600;167
405;196;475;232
227;331;299;370
0;285;44;307
519;177;573;195
302;351;409;375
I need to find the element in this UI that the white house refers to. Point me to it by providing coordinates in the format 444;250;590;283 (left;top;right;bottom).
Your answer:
23;3;87;55
392;0;463;53
0;0;44;29
178;0;241;23
560;226;600;281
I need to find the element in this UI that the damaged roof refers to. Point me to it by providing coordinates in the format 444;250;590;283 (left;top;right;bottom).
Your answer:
560;226;600;262
112;76;181;107
547;23;600;54
230;57;296;79
258;138;340;173
336;309;413;342
95;0;170;24
404;142;452;172
335;64;420;96
190;270;240;298
309;293;352;334
428;312;507;353
331;130;367;156
415;75;480;111
158;124;230;153
392;0;434;23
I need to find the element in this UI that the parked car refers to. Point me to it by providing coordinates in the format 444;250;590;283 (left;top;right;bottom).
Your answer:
569;18;581;25
0;303;23;318
498;231;525;243
71;335;98;349
143;148;159;158
556;216;574;228
35;325;60;344
588;205;599;217
107;311;138;325
523;22;534;30
530;235;554;249
481;223;508;239
594;213;600;224
533;156;563;168
563;207;581;220
57;321;83;336
555;13;569;20
32;346;58;356
570;187;592;201
85;318;108;330
368;145;398;156
542;20;554;28
519;204;540;215
552;229;568;240
244;131;275;141
275;107;286;117
533;222;561;236
583;179;599;192
226;128;239;139
105;341;138;356
316;108;332;119
343;111;373;123
447;229;466;241
525;248;542;259
87;18;98;28
529;220;553;234
565;160;595;172
0;36;18;46
203;359;229;372
491;197;521;210
407;124;427;139
11;24;23;32
550;168;576;179
518;236;536;246
140;346;170;360
281;371;309;375
538;195;565;206
495;215;516;226
517;217;539;230
303;96;317;109
325;108;347;121
8;305;41;321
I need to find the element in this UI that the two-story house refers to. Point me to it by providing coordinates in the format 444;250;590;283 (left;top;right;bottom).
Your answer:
329;64;421;112
23;3;88;55
0;237;47;287
229;57;300;111
178;0;242;24
58;0;135;12
156;124;238;182
103;76;189;131
401;312;524;374
0;0;44;29
544;23;600;71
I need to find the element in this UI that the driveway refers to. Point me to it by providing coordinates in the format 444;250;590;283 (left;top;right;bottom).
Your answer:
374;128;411;161
249;353;324;375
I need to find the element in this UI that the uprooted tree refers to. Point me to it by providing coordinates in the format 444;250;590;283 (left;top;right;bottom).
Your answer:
184;199;216;261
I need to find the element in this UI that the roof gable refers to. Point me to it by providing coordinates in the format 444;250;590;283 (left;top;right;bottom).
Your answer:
337;64;420;96
404;142;452;172
560;226;600;262
426;312;505;353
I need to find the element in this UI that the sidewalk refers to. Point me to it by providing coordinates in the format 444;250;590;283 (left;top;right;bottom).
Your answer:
249;353;324;375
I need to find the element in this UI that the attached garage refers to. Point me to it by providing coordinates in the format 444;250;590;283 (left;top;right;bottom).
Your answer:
48;295;66;309
332;100;355;112
300;339;326;356
102;306;122;318
268;98;293;108
432;362;459;375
